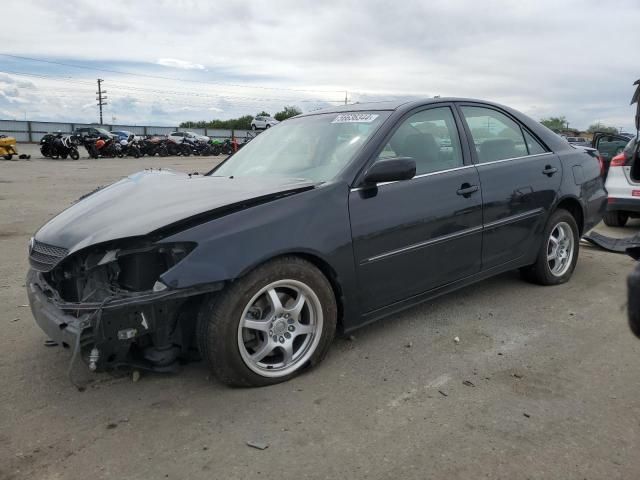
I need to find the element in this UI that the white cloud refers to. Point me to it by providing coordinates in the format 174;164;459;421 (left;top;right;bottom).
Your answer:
157;58;206;71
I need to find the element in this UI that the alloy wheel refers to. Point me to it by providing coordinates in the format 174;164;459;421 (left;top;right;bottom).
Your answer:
237;279;323;378
547;221;574;277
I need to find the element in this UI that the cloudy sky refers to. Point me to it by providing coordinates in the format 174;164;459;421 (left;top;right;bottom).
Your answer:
0;0;638;130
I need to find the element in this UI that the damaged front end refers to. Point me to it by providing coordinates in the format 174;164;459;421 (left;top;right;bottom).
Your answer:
26;238;221;381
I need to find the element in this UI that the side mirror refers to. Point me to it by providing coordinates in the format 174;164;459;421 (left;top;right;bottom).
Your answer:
362;157;416;185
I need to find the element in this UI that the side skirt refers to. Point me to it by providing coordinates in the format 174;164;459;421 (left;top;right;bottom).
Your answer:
345;257;530;333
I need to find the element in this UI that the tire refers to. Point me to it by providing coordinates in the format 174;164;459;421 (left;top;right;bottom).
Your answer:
197;256;337;387
520;209;579;285
61;154;68;160
213;146;221;156
251;124;256;130
603;210;628;227
3;154;13;160
70;149;79;160
266;124;271;129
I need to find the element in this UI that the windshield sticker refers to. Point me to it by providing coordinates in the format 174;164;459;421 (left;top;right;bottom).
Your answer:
331;113;379;124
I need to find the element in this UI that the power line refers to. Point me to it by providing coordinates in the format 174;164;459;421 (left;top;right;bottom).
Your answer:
0;53;345;94
0;69;343;104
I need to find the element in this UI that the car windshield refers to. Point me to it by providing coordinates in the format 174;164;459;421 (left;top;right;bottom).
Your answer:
213;111;390;182
96;128;111;136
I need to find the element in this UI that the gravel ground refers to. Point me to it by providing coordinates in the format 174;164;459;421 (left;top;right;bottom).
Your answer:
1;147;640;480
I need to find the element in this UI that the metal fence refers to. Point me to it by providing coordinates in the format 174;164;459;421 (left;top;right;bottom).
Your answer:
0;119;252;143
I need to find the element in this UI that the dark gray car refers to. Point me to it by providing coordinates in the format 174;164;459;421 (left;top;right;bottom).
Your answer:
27;98;606;387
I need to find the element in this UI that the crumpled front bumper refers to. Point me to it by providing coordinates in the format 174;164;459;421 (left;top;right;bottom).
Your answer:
26;269;223;372
27;269;94;350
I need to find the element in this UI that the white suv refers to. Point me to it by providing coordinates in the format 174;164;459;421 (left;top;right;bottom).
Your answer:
599;135;639;226
251;116;279;130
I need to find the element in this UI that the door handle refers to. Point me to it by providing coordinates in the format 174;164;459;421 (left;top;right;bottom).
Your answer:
456;183;479;197
542;165;558;177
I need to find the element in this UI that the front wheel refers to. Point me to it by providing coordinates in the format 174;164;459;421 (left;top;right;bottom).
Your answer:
70;149;79;160
251;124;256;130
603;211;628;227
3;154;13;160
520;209;579;285
197;256;337;387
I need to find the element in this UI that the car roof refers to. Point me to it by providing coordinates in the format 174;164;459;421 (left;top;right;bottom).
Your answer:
298;97;518;116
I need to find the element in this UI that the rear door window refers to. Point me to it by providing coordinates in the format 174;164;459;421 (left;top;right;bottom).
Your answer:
523;130;547;155
460;106;529;162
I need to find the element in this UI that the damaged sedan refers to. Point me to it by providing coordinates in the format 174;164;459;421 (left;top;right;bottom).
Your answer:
27;98;606;387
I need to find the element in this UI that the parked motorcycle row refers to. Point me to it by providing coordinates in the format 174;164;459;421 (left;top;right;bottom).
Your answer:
39;132;246;160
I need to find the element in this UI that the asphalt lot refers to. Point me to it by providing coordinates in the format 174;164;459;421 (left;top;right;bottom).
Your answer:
2;146;640;480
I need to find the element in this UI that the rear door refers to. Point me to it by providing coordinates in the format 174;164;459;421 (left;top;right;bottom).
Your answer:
349;104;483;312
593;133;633;165
457;104;561;270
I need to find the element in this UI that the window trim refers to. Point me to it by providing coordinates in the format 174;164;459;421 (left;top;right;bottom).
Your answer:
350;164;477;192
454;102;550;165
353;103;471;187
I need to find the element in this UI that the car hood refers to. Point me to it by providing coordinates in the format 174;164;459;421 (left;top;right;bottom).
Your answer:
35;169;314;253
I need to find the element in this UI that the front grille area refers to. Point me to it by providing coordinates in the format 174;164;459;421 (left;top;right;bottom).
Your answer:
29;240;68;272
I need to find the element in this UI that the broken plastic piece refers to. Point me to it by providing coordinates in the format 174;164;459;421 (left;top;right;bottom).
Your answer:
583;231;640;254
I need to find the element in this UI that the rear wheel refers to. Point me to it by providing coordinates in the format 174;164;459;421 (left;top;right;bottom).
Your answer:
70;149;79;160
521;209;579;285
603;210;628;227
3;154;13;160
197;256;337;387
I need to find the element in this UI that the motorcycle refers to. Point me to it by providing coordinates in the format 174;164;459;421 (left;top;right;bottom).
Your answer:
167;136;194;156
209;138;234;156
83;136;118;158
118;138;141;158
40;133;80;160
140;137;168;157
193;139;214;156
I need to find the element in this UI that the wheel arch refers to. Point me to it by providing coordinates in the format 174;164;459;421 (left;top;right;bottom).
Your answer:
554;196;585;235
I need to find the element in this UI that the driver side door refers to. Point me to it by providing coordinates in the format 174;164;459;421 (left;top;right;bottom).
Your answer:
349;105;483;313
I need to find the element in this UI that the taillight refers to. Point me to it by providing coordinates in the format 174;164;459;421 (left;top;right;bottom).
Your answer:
611;152;628;167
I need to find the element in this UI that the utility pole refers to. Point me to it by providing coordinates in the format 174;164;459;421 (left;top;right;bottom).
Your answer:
96;79;107;125
344;91;348;105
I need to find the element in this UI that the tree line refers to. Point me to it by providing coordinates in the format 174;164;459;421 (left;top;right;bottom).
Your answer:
539;116;618;134
180;106;302;130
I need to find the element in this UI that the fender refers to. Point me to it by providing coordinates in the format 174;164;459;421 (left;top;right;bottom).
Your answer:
159;181;361;329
